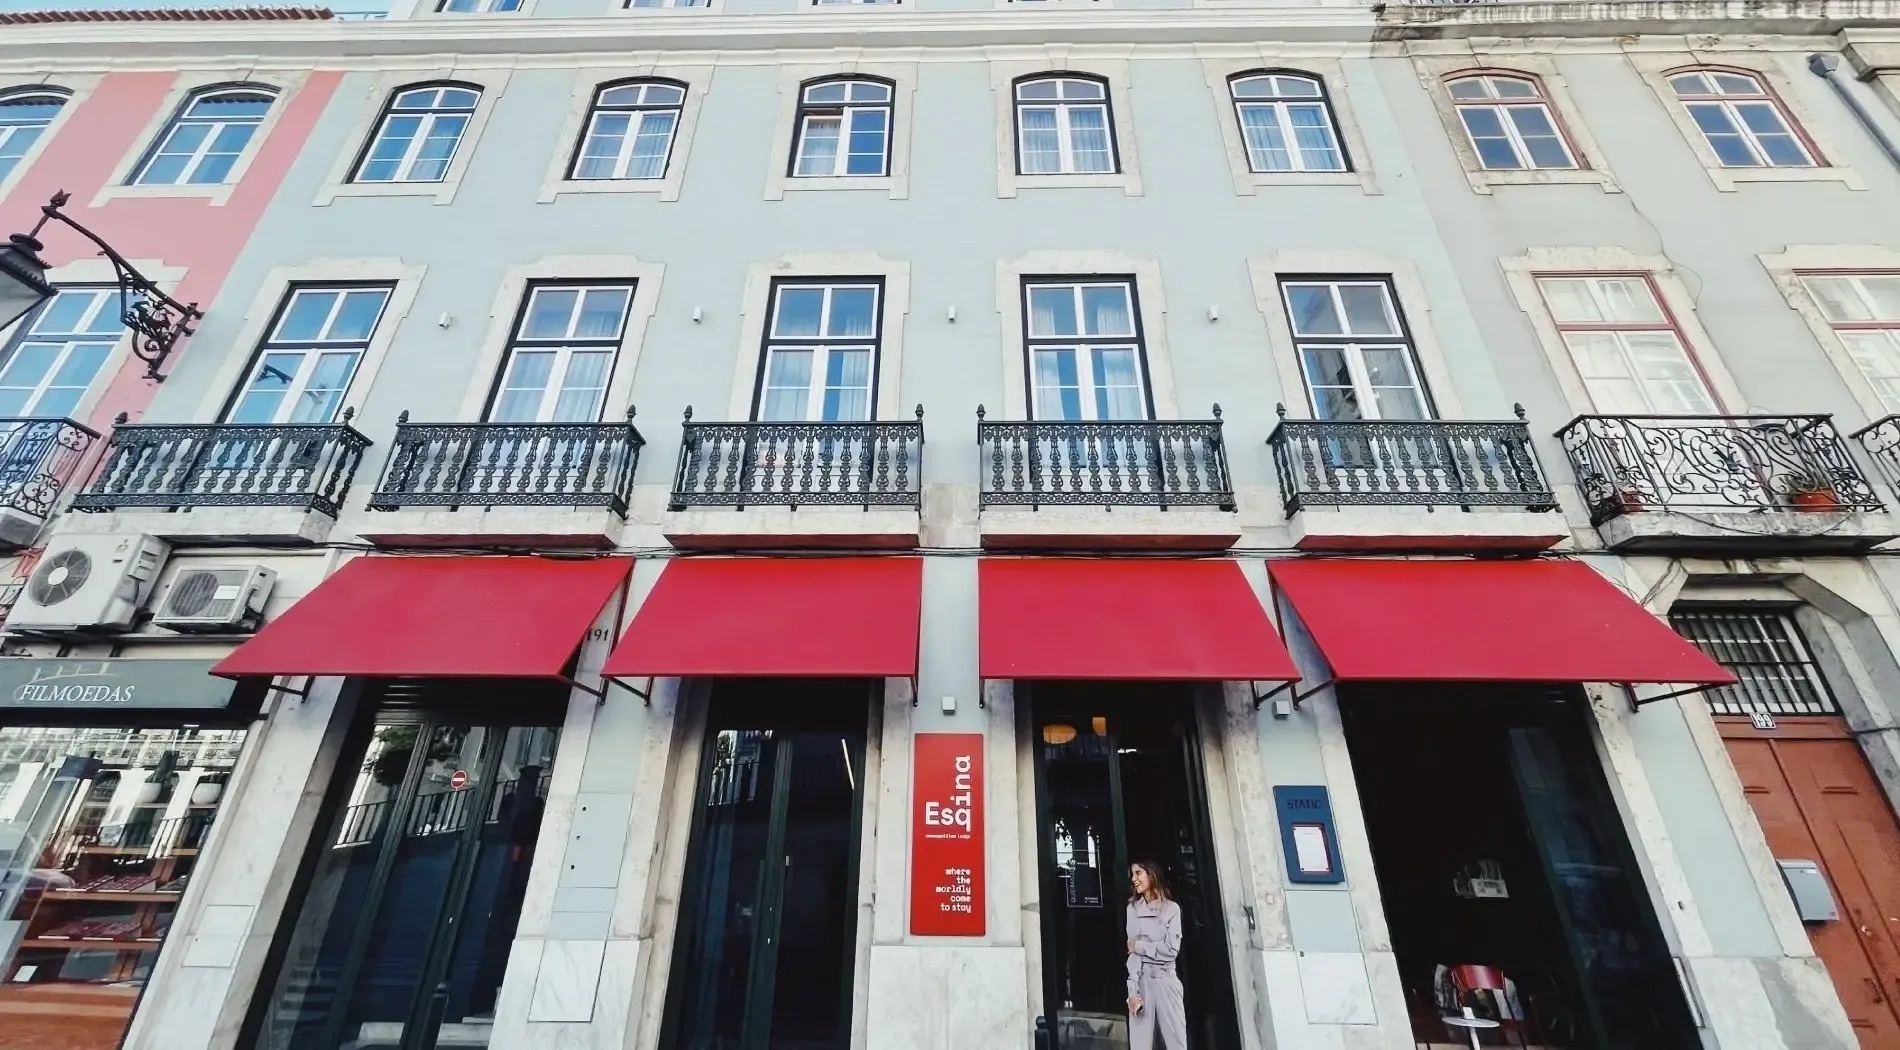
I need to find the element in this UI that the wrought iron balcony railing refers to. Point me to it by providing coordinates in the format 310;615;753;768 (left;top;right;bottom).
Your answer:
669;407;924;510
367;411;644;516
0;417;100;528
1852;415;1900;493
1267;406;1556;516
977;407;1235;509
1558;414;1882;525
73;414;371;518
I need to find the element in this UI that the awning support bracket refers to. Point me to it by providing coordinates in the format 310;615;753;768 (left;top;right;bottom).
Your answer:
1251;680;1329;711
603;676;653;706
1630;684;1716;711
262;679;311;702
560;675;608;704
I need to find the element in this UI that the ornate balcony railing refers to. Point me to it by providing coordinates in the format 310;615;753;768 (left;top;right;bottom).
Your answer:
1268;406;1556;516
0;417;100;527
670;408;924;509
73;415;371;517
977;407;1235;509
368;411;644;516
1852;415;1900;493
1559;414;1882;526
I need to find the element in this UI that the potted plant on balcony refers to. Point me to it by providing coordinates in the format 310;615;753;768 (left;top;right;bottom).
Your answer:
1782;469;1843;511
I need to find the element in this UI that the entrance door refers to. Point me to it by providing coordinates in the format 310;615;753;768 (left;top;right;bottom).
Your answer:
659;681;870;1050
1030;683;1241;1050
1722;719;1900;1046
248;703;563;1050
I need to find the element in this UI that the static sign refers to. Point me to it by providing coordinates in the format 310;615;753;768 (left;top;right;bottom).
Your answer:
1274;785;1345;885
0;659;238;713
910;732;985;936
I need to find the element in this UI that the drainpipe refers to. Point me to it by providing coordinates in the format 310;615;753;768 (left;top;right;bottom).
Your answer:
1808;53;1900;174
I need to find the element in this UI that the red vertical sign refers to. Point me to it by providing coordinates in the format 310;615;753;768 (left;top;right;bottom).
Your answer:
909;732;985;936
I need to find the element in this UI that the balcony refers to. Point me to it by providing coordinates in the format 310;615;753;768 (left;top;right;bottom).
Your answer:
1559;414;1897;552
0;418;100;551
664;410;924;548
70;417;371;545
360;413;643;549
1268;409;1564;551
975;408;1240;549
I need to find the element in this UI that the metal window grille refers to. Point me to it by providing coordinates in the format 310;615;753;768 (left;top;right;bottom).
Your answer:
1670;608;1838;716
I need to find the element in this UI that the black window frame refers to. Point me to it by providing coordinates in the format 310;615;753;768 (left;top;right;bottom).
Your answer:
786;75;896;179
1010;72;1121;177
1225;67;1353;174
478;277;639;423
1276;273;1439;422
564;77;689;182
750;276;886;422
346;79;483;185
216;280;396;425
1670;606;1842;717
127;81;279;188
1018;274;1155;421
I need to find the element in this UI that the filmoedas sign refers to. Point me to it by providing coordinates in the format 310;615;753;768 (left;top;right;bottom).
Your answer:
0;659;238;713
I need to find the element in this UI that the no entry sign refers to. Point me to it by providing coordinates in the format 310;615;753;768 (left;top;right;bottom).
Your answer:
909;732;985;936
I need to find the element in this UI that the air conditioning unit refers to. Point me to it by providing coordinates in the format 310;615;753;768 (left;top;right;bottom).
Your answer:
6;534;169;634
152;565;276;634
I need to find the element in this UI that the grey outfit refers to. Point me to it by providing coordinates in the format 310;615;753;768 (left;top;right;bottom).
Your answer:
1125;897;1188;1050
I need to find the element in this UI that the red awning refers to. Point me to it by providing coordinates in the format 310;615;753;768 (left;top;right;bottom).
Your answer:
213;556;632;680
978;558;1300;681
1268;559;1736;686
602;557;922;678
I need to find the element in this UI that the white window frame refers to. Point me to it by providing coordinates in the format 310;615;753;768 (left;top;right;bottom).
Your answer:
131;85;277;189
618;0;717;12
569;79;685;183
317;69;508;206
1446;73;1578;172
1013;76;1117;177
756;281;883;423
94;71;295;207
540;66;708;203
435;0;527;11
0;87;71;190
486;282;637;424
0;287;126;421
990;61;1142;197
1760;246;1900;421
1630;51;1862;192
222;285;394;425
791;78;893;179
1021;279;1150;422
998;251;1178;420
1201;58;1376;195
351;84;480;185
1410;52;1618;195
765;63;916;200
1280;279;1431;422
1229;72;1348;175
728;254;908;423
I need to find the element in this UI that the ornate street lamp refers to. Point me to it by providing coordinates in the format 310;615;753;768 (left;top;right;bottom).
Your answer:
0;191;203;380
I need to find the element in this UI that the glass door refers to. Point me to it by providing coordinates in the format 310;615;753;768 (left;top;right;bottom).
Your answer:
251;713;561;1050
660;684;869;1050
1030;684;1241;1050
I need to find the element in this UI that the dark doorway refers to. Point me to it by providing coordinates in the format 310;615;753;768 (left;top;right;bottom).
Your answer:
1029;682;1242;1050
659;679;872;1050
1341;685;1699;1050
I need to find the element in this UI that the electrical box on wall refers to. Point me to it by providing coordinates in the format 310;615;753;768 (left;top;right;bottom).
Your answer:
1778;859;1838;922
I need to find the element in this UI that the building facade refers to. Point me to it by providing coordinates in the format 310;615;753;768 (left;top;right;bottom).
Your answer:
4;1;1900;1049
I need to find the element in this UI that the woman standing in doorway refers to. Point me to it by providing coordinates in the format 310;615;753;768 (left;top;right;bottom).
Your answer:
1126;860;1187;1049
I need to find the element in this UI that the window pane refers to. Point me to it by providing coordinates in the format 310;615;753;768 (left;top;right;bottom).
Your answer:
1448;79;1488;100
761;349;814;421
1339;285;1398;336
1301;346;1352;389
1093;348;1143;420
331;290;388;340
1596;278;1664;323
1240;105;1291;172
1080;285;1133;336
1028;286;1078;337
1802;276;1868;322
1032;348;1082;420
1864;277;1900;319
229;352;301;423
1490;77;1537;99
1623;332;1715;413
1712;73;1760;94
1016;80;1061;100
827;288;877;338
1067;106;1113;173
0;343;58;389
290;352;359;423
525;289;580;339
1672;73;1714;95
1286;104;1343;171
550;351;611;421
1843;332;1900;413
1018;107;1061;173
772;288;825;337
576;288;631;339
844;109;888;176
33;291;103;335
821;349;871;421
1538;279;1601;323
627;111;676;179
795;115;842;176
1360;346;1414;388
1284;285;1342;335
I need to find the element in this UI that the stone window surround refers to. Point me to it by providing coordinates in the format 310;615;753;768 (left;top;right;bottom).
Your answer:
609;0;725;16
1247;249;1466;421
724;252;911;422
412;0;542;18
536;63;711;204
1200;53;1380;196
995;249;1179;420
1628;51;1865;192
0;73;98;206
452;254;666;422
7;256;187;426
989;56;1143;198
314;66;512;207
1498;246;1746;418
191;258;427;433
1411;51;1621;196
764;61;918;201
1758;245;1900;424
92;69;307;209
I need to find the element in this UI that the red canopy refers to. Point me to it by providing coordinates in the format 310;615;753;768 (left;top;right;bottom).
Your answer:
213;555;632;680
1268;558;1735;686
979;558;1300;681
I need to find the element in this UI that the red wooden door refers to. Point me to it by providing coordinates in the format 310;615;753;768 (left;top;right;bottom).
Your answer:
1723;716;1900;1047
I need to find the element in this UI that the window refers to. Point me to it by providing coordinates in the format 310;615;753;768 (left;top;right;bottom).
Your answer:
571;80;684;181
625;0;706;7
1229;72;1347;173
351;84;480;184
813;0;899;5
1535;275;1714;414
0;288;124;419
439;0;521;9
1280;279;1428;420
1445;73;1577;171
1669;69;1813;168
487;283;634;422
1670;608;1838;716
791;79;892;178
756;281;881;422
225;285;392;424
1799;273;1900;412
0;89;67;183
1023;280;1148;420
131;86;275;187
1014;76;1117;175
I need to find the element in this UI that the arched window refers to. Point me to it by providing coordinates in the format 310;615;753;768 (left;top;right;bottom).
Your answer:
351;82;481;184
1668;68;1813;168
790;77;893;178
1445;72;1576;171
1228;71;1347;173
1013;74;1117;175
132;85;277;186
438;0;522;10
570;79;686;181
0;88;70;182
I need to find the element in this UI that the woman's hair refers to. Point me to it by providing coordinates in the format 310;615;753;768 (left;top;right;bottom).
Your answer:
1129;859;1171;902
